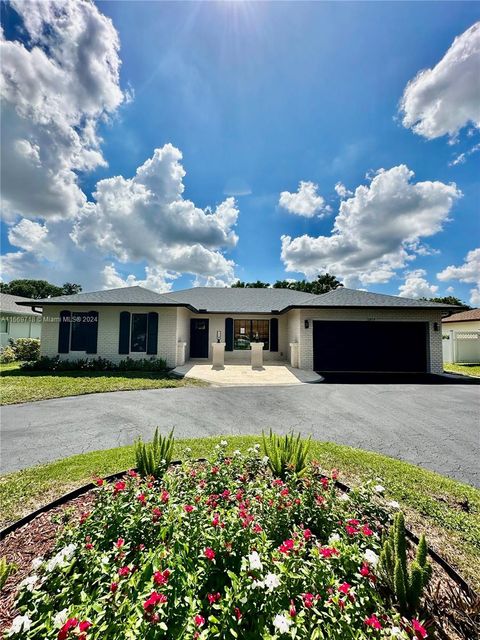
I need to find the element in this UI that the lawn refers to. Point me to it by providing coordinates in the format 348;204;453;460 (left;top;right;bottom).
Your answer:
1;435;478;592
444;362;480;377
0;362;204;405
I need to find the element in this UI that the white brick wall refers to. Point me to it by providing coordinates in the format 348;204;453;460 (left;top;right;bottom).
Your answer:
297;308;444;374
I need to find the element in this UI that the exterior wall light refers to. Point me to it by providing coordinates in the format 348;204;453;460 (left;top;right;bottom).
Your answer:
433;322;439;331
304;319;310;329
216;330;222;343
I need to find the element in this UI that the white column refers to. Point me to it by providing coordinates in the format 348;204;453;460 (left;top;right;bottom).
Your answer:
251;342;264;368
176;342;187;366
289;342;299;368
212;342;226;368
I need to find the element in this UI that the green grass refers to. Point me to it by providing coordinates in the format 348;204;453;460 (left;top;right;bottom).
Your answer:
0;362;204;405
444;362;480;377
0;436;478;591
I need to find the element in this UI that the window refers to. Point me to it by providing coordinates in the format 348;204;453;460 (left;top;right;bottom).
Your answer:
71;312;94;351
234;319;269;350
131;313;148;352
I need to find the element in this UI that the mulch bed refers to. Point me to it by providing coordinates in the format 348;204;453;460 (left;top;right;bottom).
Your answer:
0;492;94;633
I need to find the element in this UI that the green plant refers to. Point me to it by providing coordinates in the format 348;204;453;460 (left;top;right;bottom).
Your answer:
0;556;17;591
0;345;17;363
379;512;432;614
21;356;168;372
9;337;40;361
262;429;311;480
135;427;175;479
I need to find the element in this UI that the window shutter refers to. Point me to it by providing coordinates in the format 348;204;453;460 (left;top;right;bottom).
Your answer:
58;310;71;354
119;311;131;354
270;317;279;352
146;312;158;355
86;311;98;354
225;317;234;351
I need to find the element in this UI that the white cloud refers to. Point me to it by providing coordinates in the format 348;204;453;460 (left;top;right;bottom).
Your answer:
8;219;48;252
398;269;438;298
400;22;480;140
279;181;328;217
281;165;461;286
437;248;480;306
334;182;352;199
1;0;126;221
102;265;177;293
449;143;480;167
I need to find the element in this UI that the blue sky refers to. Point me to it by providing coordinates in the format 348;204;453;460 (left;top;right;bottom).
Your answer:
1;1;479;303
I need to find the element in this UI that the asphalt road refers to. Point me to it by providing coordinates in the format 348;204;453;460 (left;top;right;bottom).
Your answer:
1;377;479;486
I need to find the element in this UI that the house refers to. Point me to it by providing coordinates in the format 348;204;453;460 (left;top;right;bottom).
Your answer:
16;286;458;373
442;308;480;364
0;293;42;347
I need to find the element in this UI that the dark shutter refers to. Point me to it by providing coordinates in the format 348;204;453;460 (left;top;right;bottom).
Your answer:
225;317;233;351
146;312;158;355
58;310;71;354
119;311;131;354
270;317;279;352
86;311;98;354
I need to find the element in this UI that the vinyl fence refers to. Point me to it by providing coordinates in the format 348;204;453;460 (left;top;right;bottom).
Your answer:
442;329;480;364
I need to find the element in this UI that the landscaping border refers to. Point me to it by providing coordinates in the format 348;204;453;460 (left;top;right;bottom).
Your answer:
1;464;476;601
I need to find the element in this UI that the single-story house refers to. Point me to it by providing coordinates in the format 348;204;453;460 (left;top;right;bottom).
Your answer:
1;292;42;348
16;286;458;373
442;308;480;364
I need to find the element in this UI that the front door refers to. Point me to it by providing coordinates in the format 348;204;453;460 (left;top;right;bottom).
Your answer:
190;318;209;358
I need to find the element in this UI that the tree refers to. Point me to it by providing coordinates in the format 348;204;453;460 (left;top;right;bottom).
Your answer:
231;280;270;288
0;279;82;299
422;296;470;310
273;273;343;295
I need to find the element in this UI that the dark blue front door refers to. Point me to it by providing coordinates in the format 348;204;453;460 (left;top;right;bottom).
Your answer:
190;319;209;358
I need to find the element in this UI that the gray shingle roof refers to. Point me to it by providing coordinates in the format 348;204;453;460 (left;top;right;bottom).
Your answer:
1;293;42;316
15;285;459;313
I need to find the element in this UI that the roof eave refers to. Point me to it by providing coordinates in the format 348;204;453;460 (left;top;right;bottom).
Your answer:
15;301;197;312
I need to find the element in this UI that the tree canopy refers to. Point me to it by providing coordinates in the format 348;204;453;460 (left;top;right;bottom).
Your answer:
231;274;343;295
422;296;470;310
0;279;83;299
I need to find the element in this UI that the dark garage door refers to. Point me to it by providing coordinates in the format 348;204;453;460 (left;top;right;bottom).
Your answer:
313;321;428;373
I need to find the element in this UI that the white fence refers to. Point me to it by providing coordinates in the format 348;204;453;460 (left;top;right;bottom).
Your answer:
442;330;480;363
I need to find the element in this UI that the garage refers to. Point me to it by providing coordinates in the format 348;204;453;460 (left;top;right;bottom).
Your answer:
313;320;428;373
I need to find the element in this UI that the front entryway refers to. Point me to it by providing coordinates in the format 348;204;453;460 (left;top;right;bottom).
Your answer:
190;318;209;358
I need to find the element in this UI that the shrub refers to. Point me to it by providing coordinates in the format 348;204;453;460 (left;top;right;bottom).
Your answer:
379;512;432;614
262;429;311;480
8;446;429;639
21;356;168;372
135;428;175;479
0;556;16;591
9;337;40;361
0;345;17;363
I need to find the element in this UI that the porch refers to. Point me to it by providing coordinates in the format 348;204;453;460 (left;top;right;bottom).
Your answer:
171;362;322;386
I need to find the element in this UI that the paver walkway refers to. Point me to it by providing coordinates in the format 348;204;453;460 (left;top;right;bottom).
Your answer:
172;363;322;385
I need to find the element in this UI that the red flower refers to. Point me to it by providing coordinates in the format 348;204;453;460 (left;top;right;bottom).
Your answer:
412;619;428;638
110;582;118;593
253;523;263;533
345;525;357;536
331;468;339;480
347;519;360;526
235;607;242;621
338;582;351;594
94;477;104;486
204;547;215;561
194;614;205;627
361;524;373;536
364;615;382;630
80;511;90;524
153;569;170;585
211;466;220;475
160;490;170;503
116;538;125;548
58;618;78;640
118;566;130;577
278;538;295;554
143;590;167;611
207;592;221;605
184;504;194;513
127;469;138;477
137;493;147;504
303;528;312;540
320;477;329;489
85;542;93;550
79;620;92;638
302;593;315;608
360;563;370;577
113;481;126;494
289;600;297;617
152;507;163;522
319;546;339;558
280;488;289;497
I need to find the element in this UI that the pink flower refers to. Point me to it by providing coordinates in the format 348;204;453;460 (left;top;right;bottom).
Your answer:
137;493;147;504
278;538;295;554
184;505;194;513
85;542;93;550
345;525;357;536
319;546;339;558
94;477;104;486
365;615;382;630
127;469;138;477
331;468;339;480
412;619;428;638
360;563;370;577
152;507;163;522
118;566;130;577
110;582;118;592
204;547;216;561
79;621;92;638
303;528;312;540
153;569;170;585
361;524;373;536
234;607;242;621
338;582;351;595
302;593;315;608
58;618;78;640
289;600;297;617
143;590;167;611
194;614;205;627
116;538;125;548
211;466;220;475
207;592;221;605
160;490;170;503
113;481;126;494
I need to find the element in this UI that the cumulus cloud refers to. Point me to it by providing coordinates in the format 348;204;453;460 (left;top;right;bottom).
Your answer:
437;248;480;306
398;269;438;298
102;265;178;293
279;181;329;217
1;0;125;220
281;165;461;287
334;182;352;199
400;22;480;140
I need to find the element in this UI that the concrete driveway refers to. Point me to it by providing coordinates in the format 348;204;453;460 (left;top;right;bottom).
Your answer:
1;377;479;486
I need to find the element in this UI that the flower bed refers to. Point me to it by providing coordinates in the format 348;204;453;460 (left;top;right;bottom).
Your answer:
5;444;431;639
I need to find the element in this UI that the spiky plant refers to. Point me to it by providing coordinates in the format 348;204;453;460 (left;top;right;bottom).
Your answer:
135;427;175;479
262;430;311;480
0;557;16;592
379;512;431;615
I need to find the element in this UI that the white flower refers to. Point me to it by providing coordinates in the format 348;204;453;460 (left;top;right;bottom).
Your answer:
374;484;385;493
328;533;341;544
248;551;263;571
53;609;69;628
18;575;38;592
252;579;265;589
31;557;43;570
364;549;379;567
338;492;350;501
8;615;32;634
233;450;242;457
262;456;269;465
388;500;400;509
390;627;403;638
263;572;280;591
220;440;228;447
45;544;77;572
101;555;110;564
273;613;291;634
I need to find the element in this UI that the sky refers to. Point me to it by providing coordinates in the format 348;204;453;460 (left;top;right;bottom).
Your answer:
1;0;479;304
